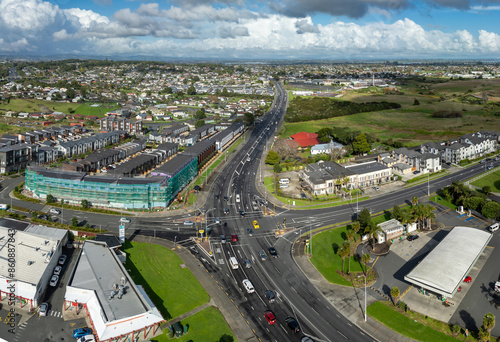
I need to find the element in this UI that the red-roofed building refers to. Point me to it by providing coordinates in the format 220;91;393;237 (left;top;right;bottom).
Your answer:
290;132;320;148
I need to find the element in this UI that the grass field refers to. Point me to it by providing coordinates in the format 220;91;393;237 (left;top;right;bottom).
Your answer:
429;195;457;210
75;103;120;117
152;306;235;342
0;98;119;117
309;226;365;286
281;109;499;146
124;241;209;320
367;301;464;342
471;169;500;192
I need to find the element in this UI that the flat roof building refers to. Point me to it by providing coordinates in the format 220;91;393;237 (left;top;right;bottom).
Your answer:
404;226;492;298
65;240;164;342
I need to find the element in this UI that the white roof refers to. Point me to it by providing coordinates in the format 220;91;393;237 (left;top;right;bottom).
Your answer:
0;227;60;285
378;219;404;234
405;226;492;297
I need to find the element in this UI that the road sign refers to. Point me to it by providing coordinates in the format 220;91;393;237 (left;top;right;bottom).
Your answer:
119;225;125;243
199;230;205;234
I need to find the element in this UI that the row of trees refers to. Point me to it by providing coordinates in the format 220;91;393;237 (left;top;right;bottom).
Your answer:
440;182;500;220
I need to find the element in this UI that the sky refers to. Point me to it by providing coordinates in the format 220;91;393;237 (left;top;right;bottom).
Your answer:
0;0;500;60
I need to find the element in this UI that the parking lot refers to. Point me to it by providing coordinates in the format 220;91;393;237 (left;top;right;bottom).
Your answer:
371;201;500;336
0;247;88;342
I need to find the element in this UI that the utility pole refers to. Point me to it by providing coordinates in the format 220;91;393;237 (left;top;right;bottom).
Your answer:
364;274;367;321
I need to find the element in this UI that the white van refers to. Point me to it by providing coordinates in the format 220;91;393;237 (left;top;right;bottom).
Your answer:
229;257;239;269
235;194;240;203
488;223;499;232
279;178;289;185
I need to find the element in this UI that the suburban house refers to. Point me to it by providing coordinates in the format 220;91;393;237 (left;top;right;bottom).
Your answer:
376;219;417;243
311;140;345;155
290;132;320;148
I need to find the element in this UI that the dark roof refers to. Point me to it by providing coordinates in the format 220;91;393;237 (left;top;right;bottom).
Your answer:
183;139;216;157
346;161;390;174
94;234;122;249
153;154;195;176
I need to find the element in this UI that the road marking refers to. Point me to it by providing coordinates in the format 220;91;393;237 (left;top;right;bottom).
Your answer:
371;256;380;267
337;330;347;339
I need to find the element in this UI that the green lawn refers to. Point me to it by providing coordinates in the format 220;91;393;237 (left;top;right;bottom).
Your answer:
124;242;209;320
471;169;500;192
429;195;457;210
0;98;77;113
367;301;463;342
75;103;120;117
152;306;235;342
309;226;365;286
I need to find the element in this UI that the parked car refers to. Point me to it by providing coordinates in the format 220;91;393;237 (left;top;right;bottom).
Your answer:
265;290;276;303
183;220;194;226
73;327;93;339
53;265;62;276
49;275;59;287
488;223;499;232
49;208;61;215
253;220;260;229
373;186;380;191
58;255;67;265
264;310;276;325
268;247;278;258
77;335;96;342
413;170;420;175
39;302;48;317
285;316;300;333
464;276;472;283
407;235;419;241
120;217;131;223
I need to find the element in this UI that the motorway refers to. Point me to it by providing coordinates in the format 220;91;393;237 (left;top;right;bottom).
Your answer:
2;81;500;341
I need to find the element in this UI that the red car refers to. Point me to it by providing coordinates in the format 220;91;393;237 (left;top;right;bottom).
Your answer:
464;276;472;283
264;310;276;325
231;234;238;242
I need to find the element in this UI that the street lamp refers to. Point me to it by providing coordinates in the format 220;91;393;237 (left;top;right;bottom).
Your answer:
204;207;216;241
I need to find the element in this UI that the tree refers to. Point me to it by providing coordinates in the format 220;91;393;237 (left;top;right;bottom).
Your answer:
364;221;383;247
392;205;403;221
361;253;371;275
186;84;196;95
164;86;173;94
194;109;206;120
274;139;297;161
482;201;500;220
46;194;55;204
351;221;360;242
357;208;372;230
338;242;350;274
346;230;355;244
483;313;496;332
244;112;255;126
478;326;491;342
352;134;370;155
411;196;418;206
265;151;280;165
273;163;282;173
413;98;420;105
482;185;492;195
60;198;65;206
195;120;206;128
390;286;400;305
464;196;485;211
71;217;79;227
81;199;90;209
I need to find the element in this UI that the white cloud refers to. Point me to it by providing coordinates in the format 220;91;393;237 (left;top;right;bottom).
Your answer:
0;0;58;31
478;29;500;52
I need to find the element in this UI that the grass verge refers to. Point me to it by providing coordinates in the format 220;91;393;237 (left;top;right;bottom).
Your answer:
367;301;469;342
429;195;457;210
310;225;366;286
152;306;235;342
471;169;500;192
124;241;209;320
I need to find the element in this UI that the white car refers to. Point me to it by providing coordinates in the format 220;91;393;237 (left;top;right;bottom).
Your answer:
242;279;255;293
49;275;59;287
53;265;62;275
236;194;240;203
77;335;96;342
183;220;194;226
49;208;61;215
58;255;67;265
39;302;48;317
120;217;131;223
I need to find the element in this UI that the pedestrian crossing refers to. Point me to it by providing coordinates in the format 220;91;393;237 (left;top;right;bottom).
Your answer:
49;310;63;318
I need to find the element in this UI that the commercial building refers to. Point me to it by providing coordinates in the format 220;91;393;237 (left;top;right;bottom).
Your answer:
0;221;67;310
65;241;164;342
405;226;492;298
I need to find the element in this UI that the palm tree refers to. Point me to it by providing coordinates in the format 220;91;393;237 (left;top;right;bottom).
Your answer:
364;221;383;247
338;243;350;274
483;313;496;332
361;253;371;275
342;176;350;190
411;204;425;230
478;327;491;342
351;221;361;242
423;204;436;229
390;286;400;305
335;177;342;194
346;230;355;244
411;196;418;206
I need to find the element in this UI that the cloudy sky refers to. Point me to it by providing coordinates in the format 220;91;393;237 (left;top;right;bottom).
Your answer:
0;0;499;59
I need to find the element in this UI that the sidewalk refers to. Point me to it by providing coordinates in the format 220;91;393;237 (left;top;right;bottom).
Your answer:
131;235;259;342
292;239;418;342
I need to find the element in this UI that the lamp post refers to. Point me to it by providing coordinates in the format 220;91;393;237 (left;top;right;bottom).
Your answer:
427;171;430;196
364;274;367;321
204;207;216;241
